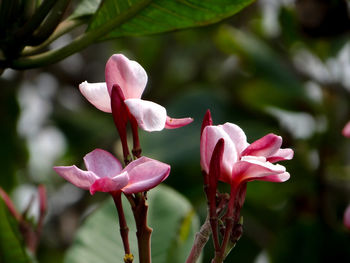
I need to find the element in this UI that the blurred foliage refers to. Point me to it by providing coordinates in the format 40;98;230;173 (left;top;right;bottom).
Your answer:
64;185;200;263
0;199;30;263
1;0;350;262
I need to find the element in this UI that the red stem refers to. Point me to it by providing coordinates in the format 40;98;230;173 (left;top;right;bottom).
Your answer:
112;191;132;261
130;115;142;159
130;193;152;263
0;187;21;221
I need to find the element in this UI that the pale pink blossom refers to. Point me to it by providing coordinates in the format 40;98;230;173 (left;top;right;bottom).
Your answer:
344;204;350;230
342;121;350;138
53;149;170;195
79;54;192;132
201;121;293;186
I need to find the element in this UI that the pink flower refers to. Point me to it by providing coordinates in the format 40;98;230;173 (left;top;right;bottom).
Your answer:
53;149;170;195
79;54;193;132
200;112;293;187
342;121;350;138
344;204;350;230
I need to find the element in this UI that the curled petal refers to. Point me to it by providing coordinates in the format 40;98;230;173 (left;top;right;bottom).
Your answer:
111;85;131;161
267;148;294;163
122;157;170;194
83;149;123;178
208;139;225;207
221;123;249;157
200;125;240;182
232;156;289;185
344;204;350;230
105;54;147;98
241;133;282;158
342;121;350;138
53;166;98;190
200;109;213;138
124;99;167;131
165;116;193;129
90;172;129;195
79;81;112;113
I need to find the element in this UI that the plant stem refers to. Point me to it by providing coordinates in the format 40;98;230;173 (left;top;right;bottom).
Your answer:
27;0;72;46
130;193;152;263
185;215;211;263
21;18;86;56
130;116;141;159
112;191;132;261
9;0;152;69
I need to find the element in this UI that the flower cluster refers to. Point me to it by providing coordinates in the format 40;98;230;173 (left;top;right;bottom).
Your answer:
53;54;295;263
199;110;293;261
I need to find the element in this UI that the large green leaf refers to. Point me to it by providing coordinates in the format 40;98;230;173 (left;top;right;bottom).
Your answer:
0;200;30;263
87;0;254;40
64;185;201;263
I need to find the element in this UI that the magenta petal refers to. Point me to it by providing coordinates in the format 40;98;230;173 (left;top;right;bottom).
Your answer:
200;109;213;138
105;54;147;98
241;133;282;158
231;157;288;185
344;204;350;230
342;121;350;138
83;149;123;178
267;148;294;163
53;166;98;190
165;116;193;129
200;125;239;181
90;172;129;195
122;157;170;194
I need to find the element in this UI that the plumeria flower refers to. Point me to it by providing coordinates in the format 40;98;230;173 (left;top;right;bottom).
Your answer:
344;204;350;230
199;110;293;257
53;149;170;195
79;54;193;132
342;121;350;138
343;204;350;230
200;112;293;187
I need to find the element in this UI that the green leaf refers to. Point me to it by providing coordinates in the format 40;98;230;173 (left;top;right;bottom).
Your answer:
0;200;30;263
69;0;102;19
64;185;201;263
88;0;255;40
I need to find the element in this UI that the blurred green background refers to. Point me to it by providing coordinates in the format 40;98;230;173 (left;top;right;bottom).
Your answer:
1;0;350;262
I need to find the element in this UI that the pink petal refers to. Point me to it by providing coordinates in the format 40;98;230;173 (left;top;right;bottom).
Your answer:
342;121;350;138
267;148;294;163
105;54;147;99
200;109;213;138
79;81;112;113
165;116;193;129
53;165;98;190
208;139;225;201
241;133;282;158
344;204;350;230
124;99;167;131
231;156;289;185
90;172;129;195
83;149;123;178
122;157;170;194
200;125;239;183
221;123;249;157
111;85;130;158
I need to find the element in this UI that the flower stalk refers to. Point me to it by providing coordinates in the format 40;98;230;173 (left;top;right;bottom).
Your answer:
129;193;152;263
112;191;133;262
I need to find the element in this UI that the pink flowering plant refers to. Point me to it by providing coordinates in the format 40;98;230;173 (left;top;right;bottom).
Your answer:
53;54;192;263
186;110;293;263
50;54;294;263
